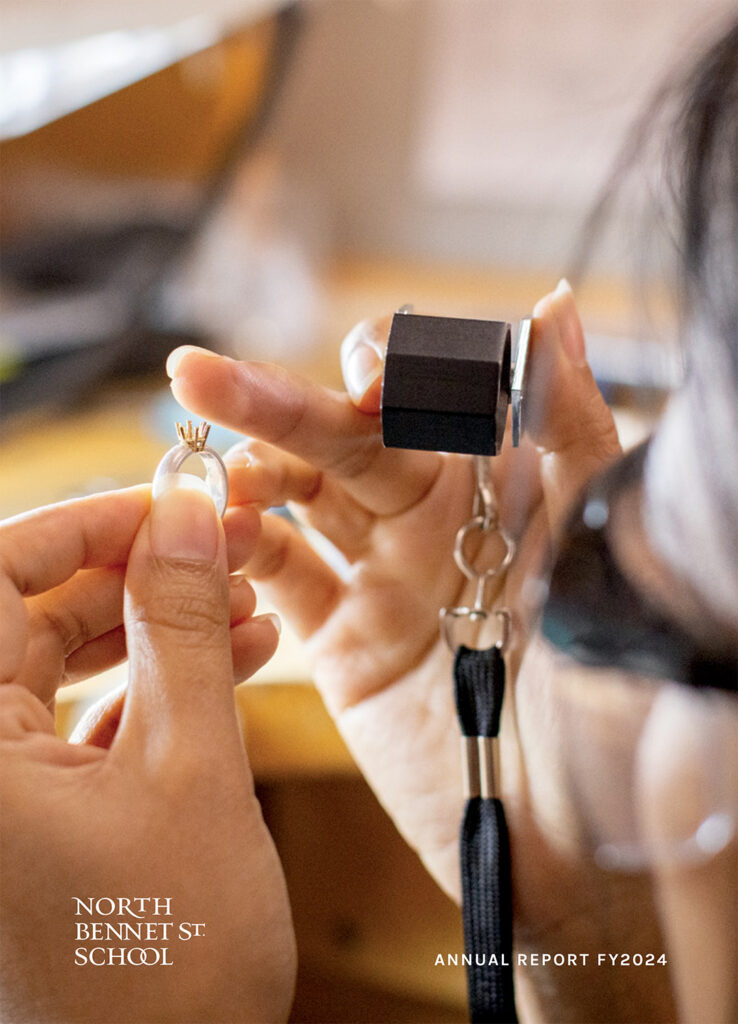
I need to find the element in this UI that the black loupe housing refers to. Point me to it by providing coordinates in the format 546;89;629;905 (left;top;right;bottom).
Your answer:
381;312;512;456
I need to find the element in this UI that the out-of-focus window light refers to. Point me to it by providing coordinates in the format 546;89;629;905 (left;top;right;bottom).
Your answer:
0;18;220;140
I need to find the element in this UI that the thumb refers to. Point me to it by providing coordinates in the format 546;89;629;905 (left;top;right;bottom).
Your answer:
116;482;240;765
529;280;621;532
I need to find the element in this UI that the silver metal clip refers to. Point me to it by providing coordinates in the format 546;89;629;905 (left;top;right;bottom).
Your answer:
440;457;514;653
472;454;497;528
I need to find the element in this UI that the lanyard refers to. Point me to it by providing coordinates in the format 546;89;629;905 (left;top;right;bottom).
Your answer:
455;645;517;1023
441;457;518;1023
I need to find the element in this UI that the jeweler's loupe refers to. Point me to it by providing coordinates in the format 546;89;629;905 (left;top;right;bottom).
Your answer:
380;310;531;455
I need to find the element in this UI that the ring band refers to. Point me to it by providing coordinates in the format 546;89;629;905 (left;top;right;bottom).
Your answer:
153;422;229;518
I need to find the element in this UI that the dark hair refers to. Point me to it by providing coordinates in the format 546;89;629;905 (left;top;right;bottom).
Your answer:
676;16;738;377
573;15;738;628
571;13;738;381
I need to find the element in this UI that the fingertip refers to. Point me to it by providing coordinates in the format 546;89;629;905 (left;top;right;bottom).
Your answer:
70;685;126;748
532;291;553;319
149;483;221;563
223;440;255;467
165;345;220;380
229;573;258;625
252;611;282;636
532;280;587;368
170;356;257;449
167;349;236;425
230;613;281;682
551;280;587;367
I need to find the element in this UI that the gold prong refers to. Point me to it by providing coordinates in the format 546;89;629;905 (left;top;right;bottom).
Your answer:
175;420;211;452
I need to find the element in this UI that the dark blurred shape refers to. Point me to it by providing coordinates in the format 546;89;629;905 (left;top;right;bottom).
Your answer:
0;3;300;422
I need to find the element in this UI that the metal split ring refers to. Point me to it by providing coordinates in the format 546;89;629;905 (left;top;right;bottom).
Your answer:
453;515;515;582
440;455;515;653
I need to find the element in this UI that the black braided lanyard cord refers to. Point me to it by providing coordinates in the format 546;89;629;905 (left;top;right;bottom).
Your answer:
454;645;517;1024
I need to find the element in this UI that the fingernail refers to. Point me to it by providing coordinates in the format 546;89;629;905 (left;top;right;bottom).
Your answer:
341;322;384;401
553;278;588;367
343;344;383;401
150;483;219;561
230;573;250;588
166;345;219;379
251;612;282;635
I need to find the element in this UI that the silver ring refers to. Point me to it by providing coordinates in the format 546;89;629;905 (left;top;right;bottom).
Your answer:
153;422;228;518
453;515;515;582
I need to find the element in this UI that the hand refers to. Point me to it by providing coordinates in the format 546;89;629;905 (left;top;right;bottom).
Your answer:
167;285;681;1019
166;281;620;888
0;485;295;1024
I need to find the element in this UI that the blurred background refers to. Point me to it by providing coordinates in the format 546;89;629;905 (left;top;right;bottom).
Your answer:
3;0;733;510
1;1;733;1020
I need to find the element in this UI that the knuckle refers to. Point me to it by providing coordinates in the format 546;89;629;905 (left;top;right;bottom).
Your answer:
326;436;382;480
291;466;323;504
131;562;227;638
150;730;246;801
238;360;310;449
0;683;50;735
37;600;90;656
254;537;290;582
272;388;310;449
566;393;620;462
0;682;36;711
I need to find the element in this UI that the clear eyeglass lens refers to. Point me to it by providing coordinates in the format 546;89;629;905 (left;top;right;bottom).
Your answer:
602;682;736;870
152;444;229;518
555;666;736;871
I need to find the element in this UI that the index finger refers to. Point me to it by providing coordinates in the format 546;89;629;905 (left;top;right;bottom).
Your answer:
0;486;151;598
167;348;442;517
0;487;150;687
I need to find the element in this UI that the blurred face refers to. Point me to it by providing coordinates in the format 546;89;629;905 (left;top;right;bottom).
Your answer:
533;440;737;870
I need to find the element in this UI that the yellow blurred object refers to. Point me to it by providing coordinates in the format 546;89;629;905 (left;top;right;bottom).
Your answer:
0;19;277;242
